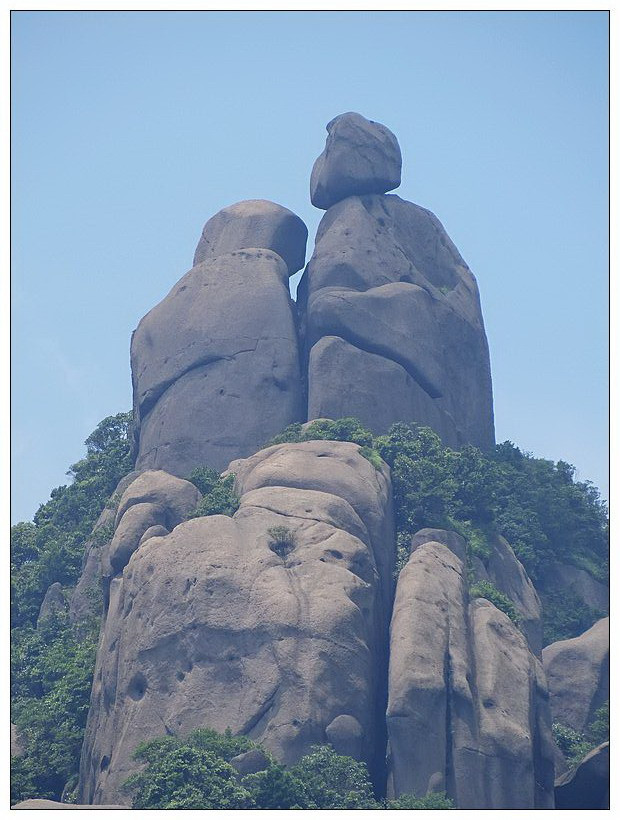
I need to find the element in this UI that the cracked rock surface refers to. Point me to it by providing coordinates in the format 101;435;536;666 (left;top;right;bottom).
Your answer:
78;442;394;804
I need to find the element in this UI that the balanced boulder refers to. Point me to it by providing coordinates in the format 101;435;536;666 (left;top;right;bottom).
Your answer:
193;199;308;275
310;112;401;209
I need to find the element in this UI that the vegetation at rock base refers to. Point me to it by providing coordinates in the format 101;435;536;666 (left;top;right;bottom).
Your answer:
10;413;133;804
552;700;609;770
122;729;452;810
187;467;239;517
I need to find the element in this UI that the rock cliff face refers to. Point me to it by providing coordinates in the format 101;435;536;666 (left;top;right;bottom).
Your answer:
79;442;394;803
71;113;588;810
386;533;554;808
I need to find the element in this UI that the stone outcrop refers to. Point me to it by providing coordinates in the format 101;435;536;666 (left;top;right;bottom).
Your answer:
79;442;394;804
131;225;305;477
193;199;308;275
554;741;609;810
386;534;555;808
310;112;401;209
101;470;202;582
298;191;494;450
542;616;609;733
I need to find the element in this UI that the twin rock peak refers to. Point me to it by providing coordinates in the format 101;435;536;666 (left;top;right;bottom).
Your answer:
131;110;494;479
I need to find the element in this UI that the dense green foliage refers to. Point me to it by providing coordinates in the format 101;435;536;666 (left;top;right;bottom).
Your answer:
552;701;609;770
469;580;521;626
11;412;133;629
123;729;448;810
123;733;253;809
541;588;606;646
11;413;134;804
188;467;239;517
386;792;455;809
267;416;374;447
11;611;99;803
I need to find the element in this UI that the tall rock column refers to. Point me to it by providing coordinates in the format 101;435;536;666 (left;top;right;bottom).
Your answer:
131;200;307;478
298;112;494;450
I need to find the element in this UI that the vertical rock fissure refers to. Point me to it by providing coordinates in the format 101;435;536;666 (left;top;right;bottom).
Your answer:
444;620;456;801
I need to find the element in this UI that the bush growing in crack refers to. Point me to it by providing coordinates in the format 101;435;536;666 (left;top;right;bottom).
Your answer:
267;526;297;559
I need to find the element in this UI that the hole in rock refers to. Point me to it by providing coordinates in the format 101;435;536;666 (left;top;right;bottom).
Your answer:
128;671;148;701
100;755;109;771
327;549;344;560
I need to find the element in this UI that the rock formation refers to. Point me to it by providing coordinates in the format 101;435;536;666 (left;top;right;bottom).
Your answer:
310;112;402;209
79;442;394;803
386;532;555;808
542;616;609;733
65;113;605;811
131;207;306;478
299;113;494;449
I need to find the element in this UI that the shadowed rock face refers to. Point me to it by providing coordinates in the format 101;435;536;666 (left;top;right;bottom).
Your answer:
79;442;394;804
386;535;555;809
555;741;609;810
542;616;609;733
131;244;304;477
298;193;494;450
310;112;402;210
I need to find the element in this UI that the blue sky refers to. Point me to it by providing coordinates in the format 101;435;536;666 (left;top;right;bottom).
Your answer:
11;11;609;523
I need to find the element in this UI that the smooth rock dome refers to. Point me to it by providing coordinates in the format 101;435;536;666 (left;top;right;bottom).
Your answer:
193;199;308;275
310;112;402;209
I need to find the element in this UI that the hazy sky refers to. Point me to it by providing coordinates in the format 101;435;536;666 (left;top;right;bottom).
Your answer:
11;10;609;523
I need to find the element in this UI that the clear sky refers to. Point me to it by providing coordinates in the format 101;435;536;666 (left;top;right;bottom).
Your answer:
11;10;609;523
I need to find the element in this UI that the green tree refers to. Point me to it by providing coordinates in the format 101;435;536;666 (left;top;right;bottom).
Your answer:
385;791;454;809
188;468;239;518
290;745;379;809
123;740;252;809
